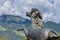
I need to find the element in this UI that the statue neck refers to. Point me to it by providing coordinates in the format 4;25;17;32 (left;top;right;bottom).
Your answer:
31;17;43;29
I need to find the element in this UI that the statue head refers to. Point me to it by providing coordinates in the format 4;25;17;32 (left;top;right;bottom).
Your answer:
26;8;42;19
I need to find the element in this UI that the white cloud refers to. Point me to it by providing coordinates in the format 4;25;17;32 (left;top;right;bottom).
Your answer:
24;0;33;4
43;12;60;23
0;0;60;23
42;12;53;21
0;1;21;16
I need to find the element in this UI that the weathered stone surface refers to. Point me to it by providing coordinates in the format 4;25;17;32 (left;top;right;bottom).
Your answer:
47;36;60;40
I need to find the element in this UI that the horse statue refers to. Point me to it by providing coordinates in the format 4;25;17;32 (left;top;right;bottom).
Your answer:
17;8;60;40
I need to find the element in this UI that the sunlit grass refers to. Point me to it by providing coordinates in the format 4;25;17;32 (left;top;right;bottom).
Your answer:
0;36;7;40
13;30;26;37
0;26;7;31
58;32;60;36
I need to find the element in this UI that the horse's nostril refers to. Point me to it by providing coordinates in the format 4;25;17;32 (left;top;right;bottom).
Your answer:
26;12;29;16
26;12;31;17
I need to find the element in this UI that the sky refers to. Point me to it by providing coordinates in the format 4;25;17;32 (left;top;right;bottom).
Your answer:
0;0;60;23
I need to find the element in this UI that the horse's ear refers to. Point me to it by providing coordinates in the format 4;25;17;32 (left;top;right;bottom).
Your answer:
37;13;42;19
39;13;42;19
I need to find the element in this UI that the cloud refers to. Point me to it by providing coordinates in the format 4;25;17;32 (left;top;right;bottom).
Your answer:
0;0;53;17
0;0;60;23
41;0;60;23
0;1;21;16
42;12;53;22
42;12;60;23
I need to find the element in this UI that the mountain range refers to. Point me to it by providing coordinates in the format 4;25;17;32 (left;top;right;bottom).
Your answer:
0;15;60;40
